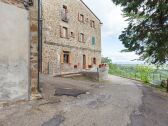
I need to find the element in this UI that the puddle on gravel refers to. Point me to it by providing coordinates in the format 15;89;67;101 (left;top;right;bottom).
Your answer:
42;114;65;126
54;88;87;97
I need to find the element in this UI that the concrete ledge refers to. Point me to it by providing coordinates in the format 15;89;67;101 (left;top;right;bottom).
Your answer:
82;66;109;81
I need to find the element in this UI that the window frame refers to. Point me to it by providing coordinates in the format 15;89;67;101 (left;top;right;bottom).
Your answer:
90;20;95;28
63;51;70;64
79;14;84;23
70;32;75;38
61;5;68;22
63;5;68;13
93;57;96;65
62;27;68;38
79;33;85;42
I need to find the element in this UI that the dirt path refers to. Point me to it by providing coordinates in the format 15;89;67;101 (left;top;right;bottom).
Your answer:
0;75;168;126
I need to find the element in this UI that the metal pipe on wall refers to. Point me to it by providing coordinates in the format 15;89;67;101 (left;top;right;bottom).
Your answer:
38;0;43;72
38;0;43;91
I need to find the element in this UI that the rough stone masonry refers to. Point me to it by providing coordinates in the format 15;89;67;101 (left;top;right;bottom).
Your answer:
42;0;102;76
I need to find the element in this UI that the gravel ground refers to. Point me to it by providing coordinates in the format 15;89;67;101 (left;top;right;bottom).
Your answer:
0;75;167;126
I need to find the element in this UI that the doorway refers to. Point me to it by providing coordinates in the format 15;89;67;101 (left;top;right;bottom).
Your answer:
83;55;86;69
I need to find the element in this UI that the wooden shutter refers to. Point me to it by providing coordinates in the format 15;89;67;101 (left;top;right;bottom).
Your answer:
78;13;80;21
84;34;86;43
67;28;70;39
73;32;75;38
60;51;64;64
94;22;96;29
78;33;80;42
69;52;72;64
91;57;93;65
85;55;88;68
60;26;63;38
92;36;95;45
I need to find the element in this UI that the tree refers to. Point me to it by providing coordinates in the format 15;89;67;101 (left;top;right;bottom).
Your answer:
112;0;168;65
101;57;112;64
135;65;154;83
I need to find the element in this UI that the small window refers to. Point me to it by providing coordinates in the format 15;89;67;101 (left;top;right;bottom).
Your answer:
92;36;95;45
63;51;70;64
63;5;68;13
62;5;68;22
80;14;84;22
85;18;89;22
79;33;84;42
62;27;68;38
71;32;75;38
74;65;78;69
90;20;95;28
93;58;96;64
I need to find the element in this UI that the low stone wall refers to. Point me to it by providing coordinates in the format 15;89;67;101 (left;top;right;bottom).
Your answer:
82;71;99;81
98;66;109;81
82;66;109;81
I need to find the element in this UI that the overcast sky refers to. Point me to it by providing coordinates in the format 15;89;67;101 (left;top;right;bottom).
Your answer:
83;0;143;64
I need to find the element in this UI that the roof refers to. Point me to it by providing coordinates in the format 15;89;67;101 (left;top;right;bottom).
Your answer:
80;0;103;24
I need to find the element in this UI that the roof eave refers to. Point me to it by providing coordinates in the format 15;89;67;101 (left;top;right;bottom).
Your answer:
80;0;103;24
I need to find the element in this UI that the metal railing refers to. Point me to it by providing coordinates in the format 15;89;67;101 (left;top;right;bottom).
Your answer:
109;69;168;90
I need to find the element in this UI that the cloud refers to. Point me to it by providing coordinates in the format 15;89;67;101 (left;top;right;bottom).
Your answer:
83;0;141;64
83;0;128;37
107;52;141;63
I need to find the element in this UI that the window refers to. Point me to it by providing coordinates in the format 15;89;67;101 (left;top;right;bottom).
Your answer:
71;32;75;38
79;14;84;23
61;5;68;22
63;51;70;64
85;18;89;23
63;5;68;13
62;27;68;38
93;58;96;64
92;36;95;45
79;33;84;42
90;20;95;28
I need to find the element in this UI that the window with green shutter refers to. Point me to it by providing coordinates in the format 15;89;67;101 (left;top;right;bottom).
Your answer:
92;36;95;45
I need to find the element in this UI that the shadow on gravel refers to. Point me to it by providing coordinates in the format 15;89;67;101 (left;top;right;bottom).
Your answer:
54;88;87;97
42;114;65;126
128;86;168;126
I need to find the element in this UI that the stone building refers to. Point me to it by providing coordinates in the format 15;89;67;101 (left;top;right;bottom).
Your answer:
42;0;102;75
0;0;40;101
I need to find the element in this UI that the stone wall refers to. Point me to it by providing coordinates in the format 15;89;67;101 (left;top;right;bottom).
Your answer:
29;0;40;99
42;0;102;75
0;0;24;8
82;66;109;81
98;66;109;81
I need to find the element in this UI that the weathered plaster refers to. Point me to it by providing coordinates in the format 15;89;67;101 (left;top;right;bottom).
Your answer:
0;1;30;101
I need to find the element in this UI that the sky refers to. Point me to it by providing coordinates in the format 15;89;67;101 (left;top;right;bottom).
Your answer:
83;0;143;64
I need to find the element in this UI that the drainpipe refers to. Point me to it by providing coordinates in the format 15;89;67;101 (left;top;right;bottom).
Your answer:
38;0;43;91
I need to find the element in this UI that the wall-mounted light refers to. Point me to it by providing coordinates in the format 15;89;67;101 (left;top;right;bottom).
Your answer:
28;0;33;6
24;0;33;9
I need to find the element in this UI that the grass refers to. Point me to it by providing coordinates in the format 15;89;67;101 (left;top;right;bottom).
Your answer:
109;64;168;92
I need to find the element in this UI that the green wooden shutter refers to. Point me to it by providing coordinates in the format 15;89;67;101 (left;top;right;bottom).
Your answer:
92;36;95;45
